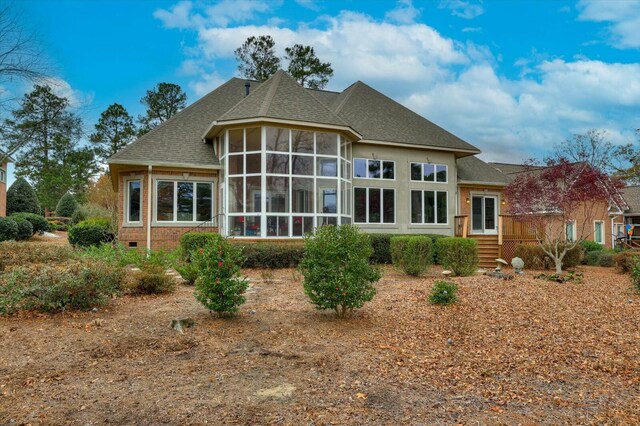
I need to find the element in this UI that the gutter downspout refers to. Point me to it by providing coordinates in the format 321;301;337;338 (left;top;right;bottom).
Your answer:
147;165;152;252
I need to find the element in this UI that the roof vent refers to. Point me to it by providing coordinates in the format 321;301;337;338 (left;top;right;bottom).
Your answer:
245;81;251;96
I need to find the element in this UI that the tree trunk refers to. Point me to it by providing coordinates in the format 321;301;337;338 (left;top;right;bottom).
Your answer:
555;258;563;274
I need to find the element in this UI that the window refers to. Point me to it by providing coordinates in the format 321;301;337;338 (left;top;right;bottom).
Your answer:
566;220;576;242
353;158;395;180
594;221;604;244
0;169;5;183
410;190;448;224
410;163;447;183
156;180;214;222
354;187;395;224
127;179;141;223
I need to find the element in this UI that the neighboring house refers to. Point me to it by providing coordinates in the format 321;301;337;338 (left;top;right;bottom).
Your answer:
621;186;640;225
0;152;13;217
490;162;628;249
109;70;508;260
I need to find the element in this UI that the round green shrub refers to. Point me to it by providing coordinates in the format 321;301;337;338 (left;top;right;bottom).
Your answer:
68;219;115;247
598;252;614;267
0;217;19;242
390;236;433;276
429;280;458;305
128;266;176;294
180;232;220;262
436;237;479;277
13;217;33;241
55;193;78;217
580;240;603;253
11;213;49;234
6;177;40;215
192;234;248;317
300;225;381;318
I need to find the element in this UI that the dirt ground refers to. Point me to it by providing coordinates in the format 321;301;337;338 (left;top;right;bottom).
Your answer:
1;265;639;425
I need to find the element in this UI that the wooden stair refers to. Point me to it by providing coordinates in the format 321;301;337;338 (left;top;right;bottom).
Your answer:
469;234;500;268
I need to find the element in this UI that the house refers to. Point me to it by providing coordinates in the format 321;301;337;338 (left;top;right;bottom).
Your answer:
0;152;12;217
108;70;639;265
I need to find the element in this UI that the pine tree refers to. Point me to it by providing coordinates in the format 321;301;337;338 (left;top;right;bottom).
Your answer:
6;177;40;215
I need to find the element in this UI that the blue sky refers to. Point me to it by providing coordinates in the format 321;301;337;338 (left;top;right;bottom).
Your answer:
5;0;640;183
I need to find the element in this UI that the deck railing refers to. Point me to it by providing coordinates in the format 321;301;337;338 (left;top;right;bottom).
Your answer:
454;215;468;238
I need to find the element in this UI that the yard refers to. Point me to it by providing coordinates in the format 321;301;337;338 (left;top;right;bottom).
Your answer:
1;264;639;424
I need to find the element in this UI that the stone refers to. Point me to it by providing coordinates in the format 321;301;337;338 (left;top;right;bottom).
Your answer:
171;317;195;333
255;384;296;399
442;270;452;277
485;270;514;280
249;309;257;315
91;307;98;313
446;338;454;345
511;257;525;274
496;258;509;266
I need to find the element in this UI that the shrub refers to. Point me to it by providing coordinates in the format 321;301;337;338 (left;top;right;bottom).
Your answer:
0;217;18;242
632;260;640;293
300;225;380;318
6;177;40;215
55;193;78;217
429;280;458;305
175;262;199;284
369;233;447;264
126;266;176;295
0;242;73;271
71;202;111;225
598;252;615;267
614;250;640;273
68;218;115;247
12;216;33;241
585;250;601;266
180;232;220;262
11;213;49;234
436;237;479;276
240;243;305;268
390;236;432;276
192;234;248;316
514;243;583;270
580;240;603;253
0;261;123;314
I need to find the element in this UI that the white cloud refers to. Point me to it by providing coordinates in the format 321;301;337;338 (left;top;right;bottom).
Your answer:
385;0;420;24
156;1;640;163
35;76;94;109
462;26;482;33
154;0;271;29
439;0;485;19
578;0;640;49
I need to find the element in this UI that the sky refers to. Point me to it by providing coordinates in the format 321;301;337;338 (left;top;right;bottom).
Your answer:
4;0;640;184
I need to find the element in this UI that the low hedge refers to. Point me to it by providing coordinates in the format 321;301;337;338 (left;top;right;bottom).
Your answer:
585;250;615;267
390;236;432;276
12;216;33;241
436;237;479;276
514;244;583;270
179;232;220;261
11;213;49;234
239;243;305;268
68;218;115;247
580;240;603;253
0;242;73;271
614;250;640;273
0;217;19;242
369;233;448;264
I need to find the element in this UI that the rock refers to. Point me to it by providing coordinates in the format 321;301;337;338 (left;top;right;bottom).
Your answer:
171;317;195;333
446;338;454;345
485;270;514;280
496;258;509;266
92;307;98;313
249;309;257;315
511;257;525;274
255;384;296;399
442;270;452;277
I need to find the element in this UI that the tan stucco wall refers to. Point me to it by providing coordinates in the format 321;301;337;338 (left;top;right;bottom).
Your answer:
351;143;458;235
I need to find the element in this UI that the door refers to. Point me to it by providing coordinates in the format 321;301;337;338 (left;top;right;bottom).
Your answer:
471;195;498;234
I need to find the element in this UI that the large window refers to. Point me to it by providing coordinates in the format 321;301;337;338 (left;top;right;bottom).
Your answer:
354;187;395;224
410;163;447;183
353;158;395;180
410;190;448;224
0;169;5;183
156;180;214;222
126;179;141;223
223;126;351;237
594;221;604;244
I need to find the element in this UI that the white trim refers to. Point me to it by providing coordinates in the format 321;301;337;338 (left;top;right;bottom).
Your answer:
109;159;221;169
152;175;216;225
352;158;396;181
469;194;499;235
410;162;448;183
203;117;362;140
123;175;144;227
565;219;577;242
410;189;449;225
357;139;480;155
353;187;396;225
594;220;605;245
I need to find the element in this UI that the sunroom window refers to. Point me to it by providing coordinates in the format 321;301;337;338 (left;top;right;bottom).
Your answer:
156;180;214;222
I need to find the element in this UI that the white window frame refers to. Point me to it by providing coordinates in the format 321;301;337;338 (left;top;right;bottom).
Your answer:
410;190;449;225
124;176;143;226
410;162;448;183
594;220;605;245
353;187;396;225
565;219;577;242
153;176;216;225
353;158;396;181
0;169;5;183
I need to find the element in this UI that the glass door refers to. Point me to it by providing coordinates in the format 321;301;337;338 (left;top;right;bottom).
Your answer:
471;195;498;234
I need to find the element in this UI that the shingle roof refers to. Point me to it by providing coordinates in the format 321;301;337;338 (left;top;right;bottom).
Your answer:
622;186;640;215
329;81;480;153
217;70;348;127
457;156;510;185
488;162;543;175
108;77;262;167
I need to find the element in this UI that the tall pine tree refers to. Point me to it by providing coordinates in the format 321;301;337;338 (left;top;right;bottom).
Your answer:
90;103;136;163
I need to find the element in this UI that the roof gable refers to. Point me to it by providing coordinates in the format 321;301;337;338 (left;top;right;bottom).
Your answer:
457;156;509;185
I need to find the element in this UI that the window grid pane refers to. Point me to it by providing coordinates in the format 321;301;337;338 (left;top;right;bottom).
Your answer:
128;180;141;222
157;181;174;221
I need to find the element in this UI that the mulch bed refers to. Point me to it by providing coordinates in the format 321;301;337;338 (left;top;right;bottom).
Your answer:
1;265;639;424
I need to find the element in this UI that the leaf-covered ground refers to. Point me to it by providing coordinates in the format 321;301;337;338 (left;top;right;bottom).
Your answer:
1;266;639;425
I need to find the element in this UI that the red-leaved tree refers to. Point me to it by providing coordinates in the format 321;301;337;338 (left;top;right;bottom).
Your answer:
504;159;621;273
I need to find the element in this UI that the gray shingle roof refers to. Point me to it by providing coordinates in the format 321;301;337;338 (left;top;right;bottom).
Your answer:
109;77;262;167
488;162;543;175
329;81;480;153
622;186;640;215
457;156;510;185
218;70;348;127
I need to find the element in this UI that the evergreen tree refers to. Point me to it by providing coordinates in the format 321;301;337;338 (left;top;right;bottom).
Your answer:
90;103;136;163
55;192;77;217
234;35;281;81
138;82;186;136
285;44;333;89
6;177;40;215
